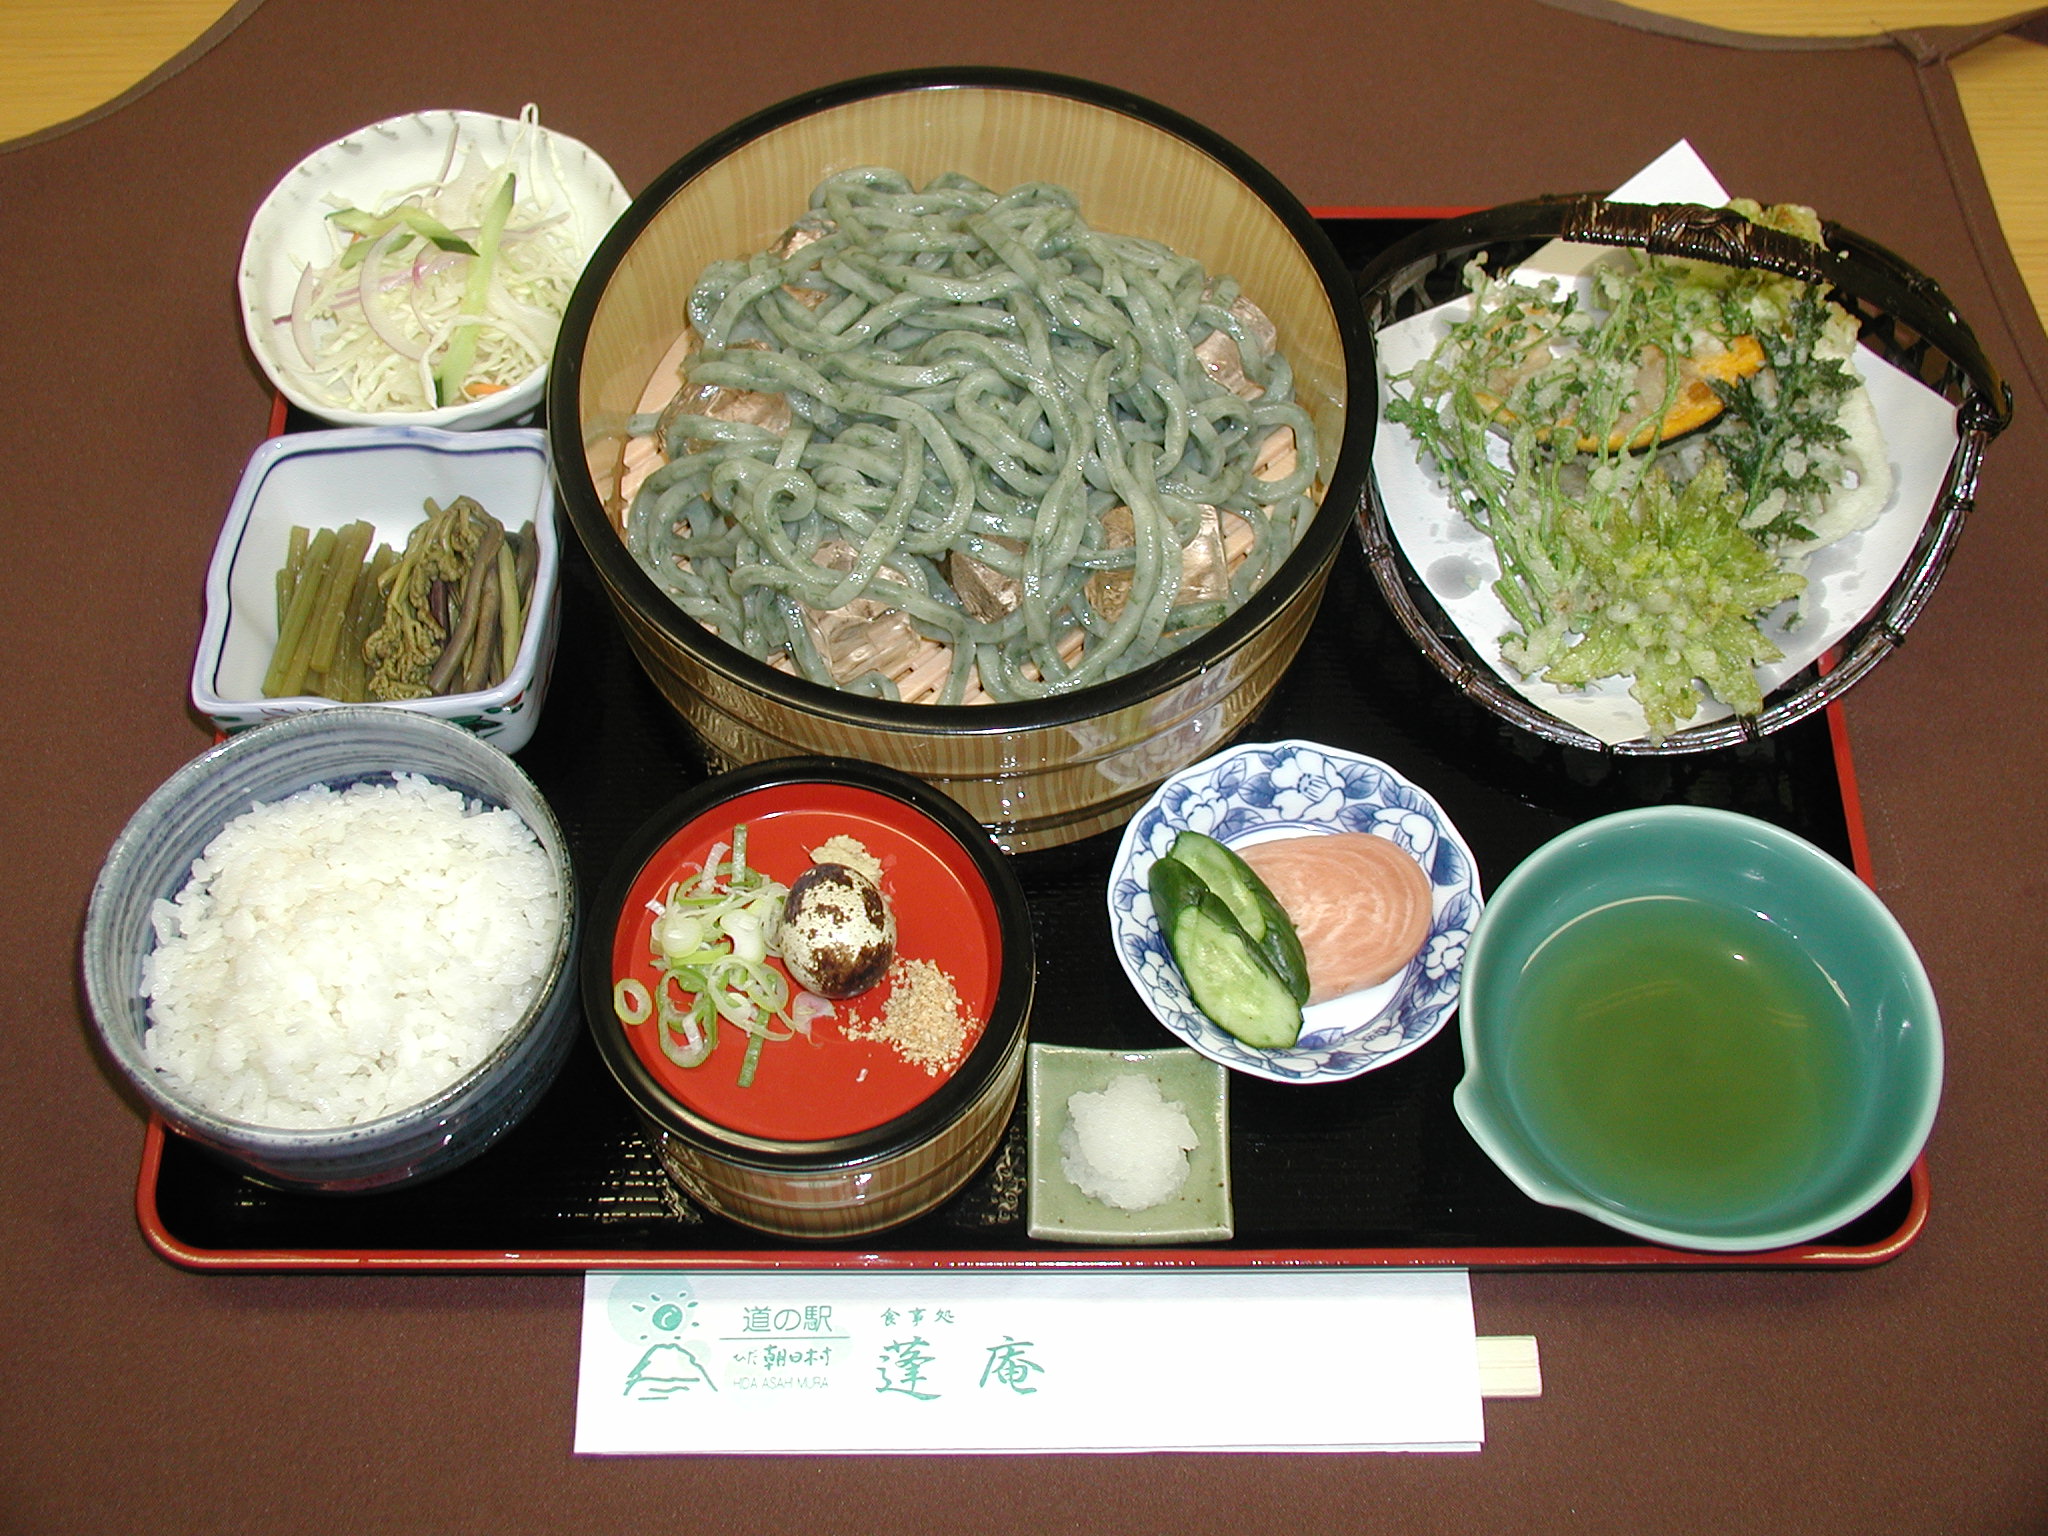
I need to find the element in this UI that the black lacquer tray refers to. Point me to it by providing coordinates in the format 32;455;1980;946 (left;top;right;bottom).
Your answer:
137;216;1926;1271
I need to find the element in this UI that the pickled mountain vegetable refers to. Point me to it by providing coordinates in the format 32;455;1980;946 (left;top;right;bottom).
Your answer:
264;496;538;702
364;495;536;699
265;521;382;700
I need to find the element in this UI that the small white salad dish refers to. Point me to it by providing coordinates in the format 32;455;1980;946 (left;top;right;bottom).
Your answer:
191;425;561;751
1026;1044;1232;1245
240;108;630;429
1108;740;1484;1084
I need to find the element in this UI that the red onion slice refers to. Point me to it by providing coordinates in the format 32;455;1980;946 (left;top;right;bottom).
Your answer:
286;262;322;369
356;228;427;361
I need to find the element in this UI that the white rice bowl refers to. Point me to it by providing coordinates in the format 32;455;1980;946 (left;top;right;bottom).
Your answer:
141;772;563;1129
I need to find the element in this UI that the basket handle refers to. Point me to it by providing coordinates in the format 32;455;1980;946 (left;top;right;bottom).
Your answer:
1562;195;1833;277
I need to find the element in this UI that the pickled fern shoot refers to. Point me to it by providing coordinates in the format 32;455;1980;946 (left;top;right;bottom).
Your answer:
1383;202;1879;741
613;825;801;1088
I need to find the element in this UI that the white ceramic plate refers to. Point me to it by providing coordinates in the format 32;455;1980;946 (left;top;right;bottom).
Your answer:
1108;740;1483;1084
239;109;630;429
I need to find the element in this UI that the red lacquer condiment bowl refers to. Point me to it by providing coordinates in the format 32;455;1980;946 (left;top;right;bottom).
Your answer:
581;757;1034;1239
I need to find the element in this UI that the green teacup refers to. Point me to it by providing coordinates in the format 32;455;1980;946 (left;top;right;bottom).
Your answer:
1455;806;1941;1252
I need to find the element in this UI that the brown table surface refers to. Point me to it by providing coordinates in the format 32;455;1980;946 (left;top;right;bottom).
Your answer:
5;0;2046;1529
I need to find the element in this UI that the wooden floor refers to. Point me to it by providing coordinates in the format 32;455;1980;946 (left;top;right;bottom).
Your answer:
2;0;2041;333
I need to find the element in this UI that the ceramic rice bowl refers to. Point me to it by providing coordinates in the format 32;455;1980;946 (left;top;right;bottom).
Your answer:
81;709;580;1193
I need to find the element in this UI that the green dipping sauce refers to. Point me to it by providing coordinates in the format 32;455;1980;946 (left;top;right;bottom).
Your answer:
1506;895;1862;1225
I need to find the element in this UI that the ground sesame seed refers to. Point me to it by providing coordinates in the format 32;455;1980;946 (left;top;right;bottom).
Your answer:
846;957;980;1076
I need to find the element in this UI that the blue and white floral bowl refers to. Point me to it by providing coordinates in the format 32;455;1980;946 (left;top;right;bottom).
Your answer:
1108;740;1483;1084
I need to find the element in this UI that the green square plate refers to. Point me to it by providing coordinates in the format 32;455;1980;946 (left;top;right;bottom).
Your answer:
1026;1043;1233;1244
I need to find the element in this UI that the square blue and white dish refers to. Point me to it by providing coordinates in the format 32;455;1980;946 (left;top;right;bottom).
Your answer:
1107;739;1483;1084
190;425;561;751
1026;1043;1232;1245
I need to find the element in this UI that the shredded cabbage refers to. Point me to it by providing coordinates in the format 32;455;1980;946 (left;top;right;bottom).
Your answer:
279;105;584;414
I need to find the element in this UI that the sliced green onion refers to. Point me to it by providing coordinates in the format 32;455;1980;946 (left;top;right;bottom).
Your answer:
659;1011;716;1069
621;823;796;1085
613;978;652;1025
736;1028;767;1089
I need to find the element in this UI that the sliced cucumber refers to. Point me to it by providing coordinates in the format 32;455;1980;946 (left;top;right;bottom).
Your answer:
328;204;481;259
432;171;517;406
1149;855;1303;1049
1165;830;1311;1006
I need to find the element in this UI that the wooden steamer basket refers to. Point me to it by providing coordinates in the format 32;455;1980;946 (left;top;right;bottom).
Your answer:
548;68;1373;851
1356;195;2013;754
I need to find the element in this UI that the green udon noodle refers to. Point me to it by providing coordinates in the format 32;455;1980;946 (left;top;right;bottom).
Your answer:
624;168;1321;703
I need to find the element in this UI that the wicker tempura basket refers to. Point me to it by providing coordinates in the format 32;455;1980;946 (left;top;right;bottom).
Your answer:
1356;195;2014;755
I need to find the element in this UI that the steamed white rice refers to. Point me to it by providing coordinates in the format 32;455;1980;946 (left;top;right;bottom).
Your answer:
141;773;562;1130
